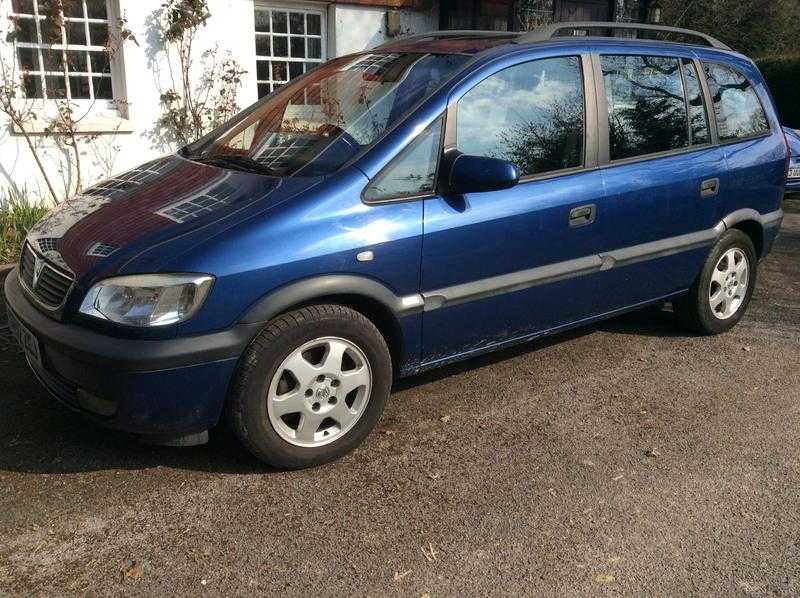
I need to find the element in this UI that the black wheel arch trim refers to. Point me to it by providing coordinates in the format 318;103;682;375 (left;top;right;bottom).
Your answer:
721;208;783;230
238;274;423;325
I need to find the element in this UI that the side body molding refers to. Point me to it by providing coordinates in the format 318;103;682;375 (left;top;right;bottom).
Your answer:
420;209;783;313
239;274;424;324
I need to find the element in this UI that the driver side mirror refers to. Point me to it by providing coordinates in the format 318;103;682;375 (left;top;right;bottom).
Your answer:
448;154;520;195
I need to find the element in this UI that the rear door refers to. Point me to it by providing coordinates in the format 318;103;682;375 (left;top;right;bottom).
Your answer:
420;53;611;364
700;60;786;220
596;52;729;307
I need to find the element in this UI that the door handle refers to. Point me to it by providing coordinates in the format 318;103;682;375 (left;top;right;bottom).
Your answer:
700;177;720;198
569;204;596;227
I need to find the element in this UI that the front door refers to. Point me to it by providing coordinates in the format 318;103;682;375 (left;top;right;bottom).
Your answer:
420;54;610;365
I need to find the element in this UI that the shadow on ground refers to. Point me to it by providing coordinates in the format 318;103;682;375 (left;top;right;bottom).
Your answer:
0;303;683;477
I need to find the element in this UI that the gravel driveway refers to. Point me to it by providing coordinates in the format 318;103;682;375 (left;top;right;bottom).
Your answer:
1;199;799;596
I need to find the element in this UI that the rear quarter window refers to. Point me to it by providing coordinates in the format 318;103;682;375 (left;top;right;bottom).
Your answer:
702;62;770;141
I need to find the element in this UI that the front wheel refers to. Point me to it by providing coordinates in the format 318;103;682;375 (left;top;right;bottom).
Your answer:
674;229;757;335
227;304;392;469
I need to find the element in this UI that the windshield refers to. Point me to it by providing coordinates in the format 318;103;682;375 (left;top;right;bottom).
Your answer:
185;52;470;177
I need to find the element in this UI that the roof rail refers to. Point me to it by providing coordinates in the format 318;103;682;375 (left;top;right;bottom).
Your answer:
375;30;516;49
515;22;731;51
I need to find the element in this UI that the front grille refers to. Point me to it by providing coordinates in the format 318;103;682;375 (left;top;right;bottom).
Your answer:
18;243;74;309
19;243;35;288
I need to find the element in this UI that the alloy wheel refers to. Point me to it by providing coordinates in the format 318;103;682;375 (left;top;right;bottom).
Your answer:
709;247;749;320
266;337;372;447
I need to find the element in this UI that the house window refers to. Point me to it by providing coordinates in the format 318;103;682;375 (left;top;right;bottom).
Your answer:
10;0;116;101
254;5;325;98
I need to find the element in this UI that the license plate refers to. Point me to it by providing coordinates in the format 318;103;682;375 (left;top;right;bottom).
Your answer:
788;167;800;179
7;310;42;369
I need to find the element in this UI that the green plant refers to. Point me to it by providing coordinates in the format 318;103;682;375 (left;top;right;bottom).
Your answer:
153;0;246;146
0;189;49;264
756;55;800;129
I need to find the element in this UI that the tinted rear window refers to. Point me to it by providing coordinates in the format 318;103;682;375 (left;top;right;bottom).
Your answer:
602;55;689;160
702;62;770;141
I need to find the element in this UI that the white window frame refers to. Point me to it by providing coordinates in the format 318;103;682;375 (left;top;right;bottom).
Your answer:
253;2;327;98
3;0;131;133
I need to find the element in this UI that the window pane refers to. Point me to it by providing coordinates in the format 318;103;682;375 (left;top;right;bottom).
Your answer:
69;75;91;98
66;21;87;45
90;50;110;73
63;1;84;17
308;37;321;59
273;36;288;57
289;61;303;79
65;50;87;72
15;17;38;43
11;0;35;15
257;83;270;98
255;10;270;32
255;36;270;56
46;75;68;98
602;55;688;160
42;49;64;72
703;63;769;141
271;61;287;81
457;56;585;177
272;11;287;33
290;36;305;58
256;60;269;80
364;117;443;201
23;73;44;98
89;22;108;45
92;76;112;99
86;0;108;19
17;47;38;71
307;13;321;36
682;60;709;145
289;12;304;34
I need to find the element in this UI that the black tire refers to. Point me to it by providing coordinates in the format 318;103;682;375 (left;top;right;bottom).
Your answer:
226;304;392;469
674;229;757;335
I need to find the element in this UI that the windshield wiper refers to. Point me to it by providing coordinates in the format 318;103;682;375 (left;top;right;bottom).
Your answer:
190;154;280;176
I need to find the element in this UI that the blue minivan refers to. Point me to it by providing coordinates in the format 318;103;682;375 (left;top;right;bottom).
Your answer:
5;23;787;468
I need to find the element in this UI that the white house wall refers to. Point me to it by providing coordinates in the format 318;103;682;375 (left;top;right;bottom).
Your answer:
331;3;438;55
0;0;437;204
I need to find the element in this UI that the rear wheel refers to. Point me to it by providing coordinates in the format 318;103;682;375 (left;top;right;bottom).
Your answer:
674;229;757;334
227;305;392;469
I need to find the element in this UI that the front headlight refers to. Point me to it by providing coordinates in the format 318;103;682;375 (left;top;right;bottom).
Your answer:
79;273;214;327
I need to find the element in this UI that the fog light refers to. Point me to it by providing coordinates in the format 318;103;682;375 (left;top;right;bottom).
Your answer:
76;388;117;417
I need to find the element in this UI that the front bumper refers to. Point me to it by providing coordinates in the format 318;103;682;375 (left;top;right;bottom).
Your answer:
4;270;260;435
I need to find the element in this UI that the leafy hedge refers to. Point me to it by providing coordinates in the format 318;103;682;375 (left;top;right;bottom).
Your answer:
756;55;800;128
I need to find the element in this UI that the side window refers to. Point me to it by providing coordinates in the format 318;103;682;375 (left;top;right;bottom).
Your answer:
702;63;769;141
602;55;689;160
682;60;710;145
363;116;443;202
456;56;585;177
